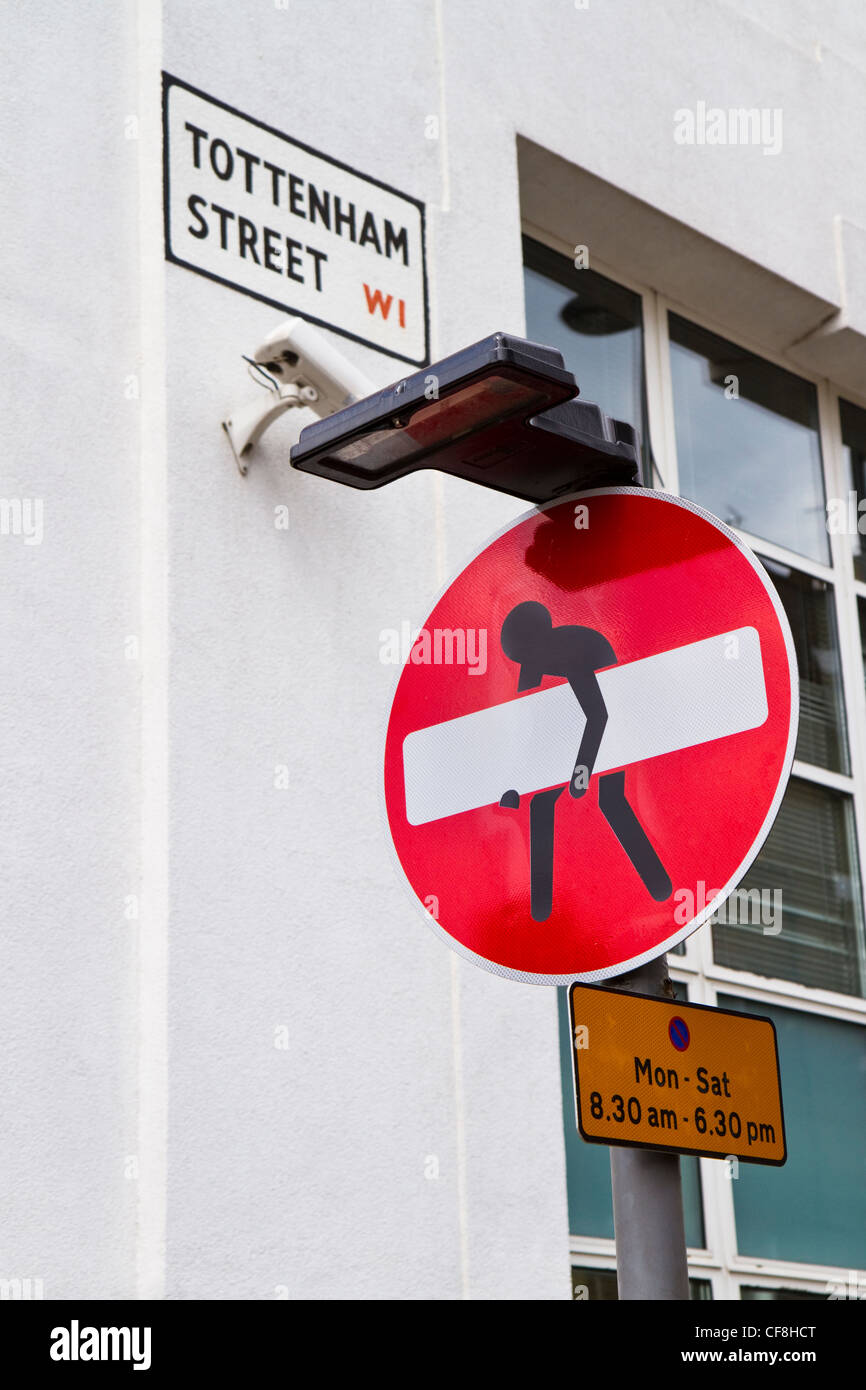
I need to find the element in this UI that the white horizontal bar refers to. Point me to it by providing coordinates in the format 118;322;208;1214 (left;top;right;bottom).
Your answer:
403;627;767;825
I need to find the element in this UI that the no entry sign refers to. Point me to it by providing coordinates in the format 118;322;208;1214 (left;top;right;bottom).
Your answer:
383;488;798;983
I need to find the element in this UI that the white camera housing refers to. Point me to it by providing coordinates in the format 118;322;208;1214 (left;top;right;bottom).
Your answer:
253;318;374;416
223;316;375;473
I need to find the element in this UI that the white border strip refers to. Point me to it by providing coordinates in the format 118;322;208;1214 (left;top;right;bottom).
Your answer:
136;3;168;1299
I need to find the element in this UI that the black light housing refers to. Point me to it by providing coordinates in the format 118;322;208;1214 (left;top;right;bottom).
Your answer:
289;333;640;503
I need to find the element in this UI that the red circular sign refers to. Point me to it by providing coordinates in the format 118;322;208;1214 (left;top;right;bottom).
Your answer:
383;488;798;984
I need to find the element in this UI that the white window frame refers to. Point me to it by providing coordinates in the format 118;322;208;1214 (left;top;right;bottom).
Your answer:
524;223;866;1302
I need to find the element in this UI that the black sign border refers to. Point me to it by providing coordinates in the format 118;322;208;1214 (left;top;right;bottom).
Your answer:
162;71;430;367
568;981;788;1166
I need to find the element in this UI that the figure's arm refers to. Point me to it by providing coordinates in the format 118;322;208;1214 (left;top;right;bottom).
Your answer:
567;670;608;798
516;662;543;693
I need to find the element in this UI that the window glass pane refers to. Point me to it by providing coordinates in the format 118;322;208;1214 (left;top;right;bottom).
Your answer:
719;995;866;1269
523;237;651;483
741;1286;826;1301
571;1266;712;1300
840;398;866;583
571;1266;618;1300
858;598;866;686
669;314;827;563
557;987;704;1246
760;557;848;773
712;779;865;997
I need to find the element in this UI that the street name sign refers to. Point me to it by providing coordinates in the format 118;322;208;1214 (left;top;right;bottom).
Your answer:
383;488;798;983
568;984;786;1164
163;73;429;365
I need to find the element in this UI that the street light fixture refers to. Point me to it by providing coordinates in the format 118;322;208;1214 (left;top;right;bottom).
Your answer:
289;332;640;503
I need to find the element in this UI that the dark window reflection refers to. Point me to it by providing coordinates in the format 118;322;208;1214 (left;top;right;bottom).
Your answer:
669;315;827;563
840;398;866;582
760;558;849;773
523;237;651;483
741;1286;826;1301
712;779;865;997
722;996;866;1267
571;1267;712;1300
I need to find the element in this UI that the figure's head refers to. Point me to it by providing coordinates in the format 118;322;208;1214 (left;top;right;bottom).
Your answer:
500;601;552;689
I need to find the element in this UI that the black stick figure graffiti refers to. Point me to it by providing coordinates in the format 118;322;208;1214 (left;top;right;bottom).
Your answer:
499;601;672;921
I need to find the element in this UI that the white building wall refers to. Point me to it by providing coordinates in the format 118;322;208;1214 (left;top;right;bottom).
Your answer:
4;0;864;1299
1;2;141;1297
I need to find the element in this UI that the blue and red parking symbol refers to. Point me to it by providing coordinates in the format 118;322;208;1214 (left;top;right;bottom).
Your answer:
669;1016;690;1052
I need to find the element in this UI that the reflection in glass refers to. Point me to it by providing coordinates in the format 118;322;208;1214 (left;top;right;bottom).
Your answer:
571;1266;712;1300
720;995;866;1268
741;1286;826;1301
669;315;827;562
523;237;651;483
712;779;865;997
760;557;849;773
840;398;866;582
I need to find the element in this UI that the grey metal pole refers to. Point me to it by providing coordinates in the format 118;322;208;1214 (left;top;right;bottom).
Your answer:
608;954;691;1301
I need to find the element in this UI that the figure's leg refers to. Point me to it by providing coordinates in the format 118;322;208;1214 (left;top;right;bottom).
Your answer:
568;669;608;799
529;786;565;922
598;771;672;901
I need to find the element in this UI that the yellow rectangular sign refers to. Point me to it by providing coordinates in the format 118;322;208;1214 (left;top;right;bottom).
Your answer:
568;985;786;1165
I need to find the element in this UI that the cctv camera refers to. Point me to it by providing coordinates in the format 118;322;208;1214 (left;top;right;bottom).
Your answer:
253;317;374;417
223;317;374;473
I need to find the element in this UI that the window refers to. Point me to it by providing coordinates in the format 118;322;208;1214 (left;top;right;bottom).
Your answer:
571;1266;712;1300
719;996;866;1271
712;778;865;997
524;233;866;1302
523;237;650;482
740;1286;826;1302
760;559;848;773
840;398;866;583
668;314;828;563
